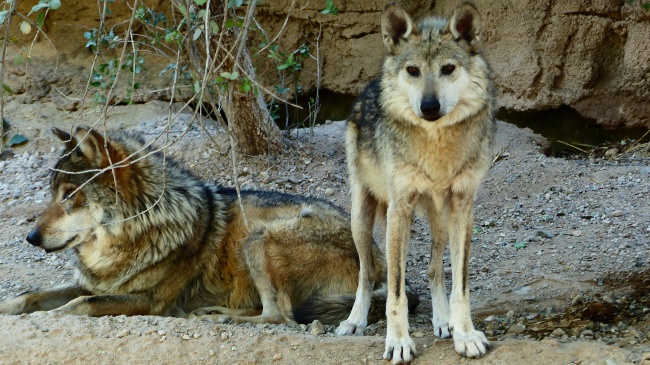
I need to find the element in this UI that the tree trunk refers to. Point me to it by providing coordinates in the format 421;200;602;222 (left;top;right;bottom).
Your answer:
175;0;285;156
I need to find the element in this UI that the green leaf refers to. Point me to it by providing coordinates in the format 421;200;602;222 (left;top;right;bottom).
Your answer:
0;11;8;26
227;0;243;8
30;3;50;13
164;31;177;43
36;12;46;27
224;18;237;29
192;27;202;41
644;2;650;10
8;134;28;146
194;0;207;5
239;78;251;93
20;21;32;35
48;0;61;10
2;83;13;94
514;242;527;249
321;0;338;15
209;20;219;35
220;71;239;80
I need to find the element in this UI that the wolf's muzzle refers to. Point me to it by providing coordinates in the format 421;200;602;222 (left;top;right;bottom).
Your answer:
420;98;441;121
26;228;42;247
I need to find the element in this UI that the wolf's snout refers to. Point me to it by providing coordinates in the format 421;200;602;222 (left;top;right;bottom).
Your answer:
420;98;441;121
26;229;42;247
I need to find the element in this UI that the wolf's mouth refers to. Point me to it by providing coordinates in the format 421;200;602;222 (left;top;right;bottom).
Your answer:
43;235;78;253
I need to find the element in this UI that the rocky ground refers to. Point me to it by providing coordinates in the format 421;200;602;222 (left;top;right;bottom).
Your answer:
0;101;649;364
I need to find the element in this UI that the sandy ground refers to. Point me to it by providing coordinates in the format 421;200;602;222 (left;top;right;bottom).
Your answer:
0;101;649;364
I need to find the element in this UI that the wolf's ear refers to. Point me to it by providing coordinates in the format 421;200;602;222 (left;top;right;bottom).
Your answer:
72;126;111;168
52;127;77;150
447;1;481;44
381;3;414;53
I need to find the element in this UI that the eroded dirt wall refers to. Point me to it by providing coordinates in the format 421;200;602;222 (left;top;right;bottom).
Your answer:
255;0;650;129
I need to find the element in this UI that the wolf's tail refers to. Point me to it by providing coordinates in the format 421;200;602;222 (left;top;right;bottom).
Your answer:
293;283;420;325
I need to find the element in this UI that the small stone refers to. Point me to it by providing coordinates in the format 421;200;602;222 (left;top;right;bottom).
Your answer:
310;320;325;336
507;324;526;335
572;230;582;237
535;230;554;238
581;329;594;337
604;148;619;158
610;210;624;218
550;328;566;337
157;330;166;336
193;333;201;339
116;330;129;338
220;332;230;341
209;350;215;356
325;188;334;196
182;334;190;340
412;331;424;338
572;294;583;306
273;353;282;361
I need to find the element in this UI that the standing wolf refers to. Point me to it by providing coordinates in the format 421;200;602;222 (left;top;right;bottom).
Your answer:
0;126;406;325
335;2;496;363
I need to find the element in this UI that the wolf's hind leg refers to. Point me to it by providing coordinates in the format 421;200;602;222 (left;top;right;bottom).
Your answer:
426;199;452;338
240;230;295;324
335;185;377;336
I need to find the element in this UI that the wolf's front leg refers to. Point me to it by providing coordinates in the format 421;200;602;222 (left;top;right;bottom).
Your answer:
48;294;153;316
336;185;377;336
383;202;416;364
0;285;89;314
448;192;490;358
426;201;452;338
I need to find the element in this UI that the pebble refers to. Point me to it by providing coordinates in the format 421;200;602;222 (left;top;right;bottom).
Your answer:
116;330;129;338
581;329;594;337
506;324;526;335
610;210;624;217
550;328;566;337
273;353;282;361
309;320;325;336
572;230;582;237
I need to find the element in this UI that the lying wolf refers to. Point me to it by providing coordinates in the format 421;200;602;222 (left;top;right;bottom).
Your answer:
0;126;417;325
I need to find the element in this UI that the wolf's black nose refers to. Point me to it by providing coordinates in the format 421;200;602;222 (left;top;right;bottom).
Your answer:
420;98;441;121
26;229;42;246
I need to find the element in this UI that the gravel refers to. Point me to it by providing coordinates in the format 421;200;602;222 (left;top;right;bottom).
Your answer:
0;105;649;363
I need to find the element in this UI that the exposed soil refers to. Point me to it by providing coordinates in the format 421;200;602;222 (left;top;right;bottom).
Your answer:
0;100;649;364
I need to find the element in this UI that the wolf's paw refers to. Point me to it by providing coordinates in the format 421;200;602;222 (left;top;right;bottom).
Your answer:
453;330;490;358
383;335;417;364
335;320;366;336
198;314;233;324
432;319;452;338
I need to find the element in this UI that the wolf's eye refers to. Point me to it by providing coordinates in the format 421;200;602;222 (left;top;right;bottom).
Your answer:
441;64;456;75
406;66;420;77
62;188;76;200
